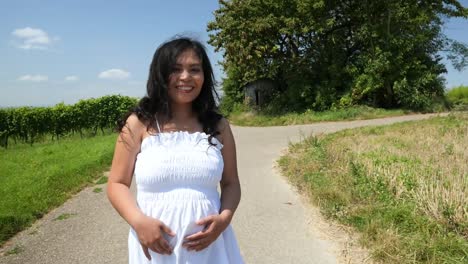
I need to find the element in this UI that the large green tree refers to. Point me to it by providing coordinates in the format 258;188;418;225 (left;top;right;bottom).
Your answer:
208;0;468;111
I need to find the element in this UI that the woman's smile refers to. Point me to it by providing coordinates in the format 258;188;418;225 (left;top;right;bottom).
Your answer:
176;85;194;93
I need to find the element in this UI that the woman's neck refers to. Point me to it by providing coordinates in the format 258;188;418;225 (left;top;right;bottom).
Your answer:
170;103;195;121
156;103;201;133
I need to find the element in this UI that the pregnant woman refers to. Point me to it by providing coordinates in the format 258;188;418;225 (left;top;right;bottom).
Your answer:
107;37;244;263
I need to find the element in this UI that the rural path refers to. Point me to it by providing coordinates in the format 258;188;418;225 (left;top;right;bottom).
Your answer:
0;113;446;264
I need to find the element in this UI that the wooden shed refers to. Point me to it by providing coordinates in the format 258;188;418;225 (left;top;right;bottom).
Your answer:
244;78;277;107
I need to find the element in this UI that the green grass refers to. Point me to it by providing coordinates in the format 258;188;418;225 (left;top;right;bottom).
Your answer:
446;85;468;111
5;245;24;256
95;176;108;185
278;112;468;263
54;213;77;221
0;132;117;245
228;105;412;126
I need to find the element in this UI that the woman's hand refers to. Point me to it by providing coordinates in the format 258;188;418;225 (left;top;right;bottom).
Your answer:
133;214;176;260
182;214;230;252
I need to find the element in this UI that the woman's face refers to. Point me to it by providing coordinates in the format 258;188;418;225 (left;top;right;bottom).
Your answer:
167;49;204;105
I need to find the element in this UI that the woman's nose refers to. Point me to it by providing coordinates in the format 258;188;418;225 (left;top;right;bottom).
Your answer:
179;69;190;80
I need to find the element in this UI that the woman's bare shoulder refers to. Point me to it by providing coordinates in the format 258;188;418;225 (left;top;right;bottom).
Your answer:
126;113;147;127
216;117;232;143
121;113;148;141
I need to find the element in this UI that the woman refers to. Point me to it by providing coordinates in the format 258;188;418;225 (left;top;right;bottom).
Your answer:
107;37;244;263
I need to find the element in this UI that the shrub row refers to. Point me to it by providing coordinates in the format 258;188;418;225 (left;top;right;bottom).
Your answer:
0;95;138;148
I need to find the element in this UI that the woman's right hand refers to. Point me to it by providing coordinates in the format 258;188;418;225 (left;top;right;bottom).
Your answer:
133;214;176;260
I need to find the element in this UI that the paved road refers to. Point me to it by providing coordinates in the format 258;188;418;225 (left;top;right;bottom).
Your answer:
0;113;445;264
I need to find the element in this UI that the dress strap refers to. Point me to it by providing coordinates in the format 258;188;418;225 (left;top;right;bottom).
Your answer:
155;118;161;133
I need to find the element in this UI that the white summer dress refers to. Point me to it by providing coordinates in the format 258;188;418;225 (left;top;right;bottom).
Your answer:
128;120;244;264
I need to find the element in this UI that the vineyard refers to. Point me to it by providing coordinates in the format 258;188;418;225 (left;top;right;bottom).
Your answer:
0;95;138;148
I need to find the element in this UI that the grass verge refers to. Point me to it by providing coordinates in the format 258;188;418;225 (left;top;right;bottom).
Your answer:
228;106;412;126
0;133;117;246
278;112;467;263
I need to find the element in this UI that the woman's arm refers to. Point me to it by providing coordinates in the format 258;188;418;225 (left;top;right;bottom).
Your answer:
107;114;174;259
107;114;145;227
218;118;241;223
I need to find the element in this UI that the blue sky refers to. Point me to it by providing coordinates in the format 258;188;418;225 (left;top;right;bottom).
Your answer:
1;0;467;107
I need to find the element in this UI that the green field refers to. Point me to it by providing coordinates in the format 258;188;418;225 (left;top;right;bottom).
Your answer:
227;106;412;126
0;133;117;245
279;112;467;263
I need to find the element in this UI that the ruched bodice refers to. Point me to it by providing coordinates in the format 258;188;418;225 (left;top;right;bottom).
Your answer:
135;131;224;193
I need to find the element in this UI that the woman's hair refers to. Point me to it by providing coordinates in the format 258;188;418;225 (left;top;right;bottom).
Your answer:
117;37;223;145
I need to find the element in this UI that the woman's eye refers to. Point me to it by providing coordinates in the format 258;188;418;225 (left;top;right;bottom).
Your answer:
190;68;201;73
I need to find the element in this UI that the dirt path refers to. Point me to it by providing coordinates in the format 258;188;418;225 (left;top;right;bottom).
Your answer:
0;113;446;264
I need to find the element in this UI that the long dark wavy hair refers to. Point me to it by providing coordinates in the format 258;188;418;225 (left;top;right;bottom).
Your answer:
117;37;223;145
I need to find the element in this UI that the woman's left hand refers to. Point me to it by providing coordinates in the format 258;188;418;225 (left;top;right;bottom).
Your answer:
182;214;230;251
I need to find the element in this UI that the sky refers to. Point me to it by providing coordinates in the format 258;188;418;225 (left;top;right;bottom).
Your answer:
1;0;467;108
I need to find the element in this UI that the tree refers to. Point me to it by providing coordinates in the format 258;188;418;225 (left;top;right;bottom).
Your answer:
208;0;468;111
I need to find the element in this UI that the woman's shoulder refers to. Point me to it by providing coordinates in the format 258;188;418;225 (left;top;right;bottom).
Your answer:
126;113;148;128
122;113;149;140
215;117;232;143
217;117;230;130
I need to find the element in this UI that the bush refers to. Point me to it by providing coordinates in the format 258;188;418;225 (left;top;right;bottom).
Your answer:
446;85;468;110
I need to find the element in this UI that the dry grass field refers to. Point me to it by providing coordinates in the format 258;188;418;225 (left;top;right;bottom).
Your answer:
279;112;467;263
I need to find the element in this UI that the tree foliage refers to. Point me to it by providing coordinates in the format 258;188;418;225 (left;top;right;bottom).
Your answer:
208;0;468;112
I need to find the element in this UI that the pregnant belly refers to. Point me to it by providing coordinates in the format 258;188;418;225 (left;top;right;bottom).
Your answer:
136;189;220;247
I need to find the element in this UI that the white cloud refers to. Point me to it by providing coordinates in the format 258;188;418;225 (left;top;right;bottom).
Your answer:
18;74;48;82
11;27;55;50
98;69;131;80
65;75;79;81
